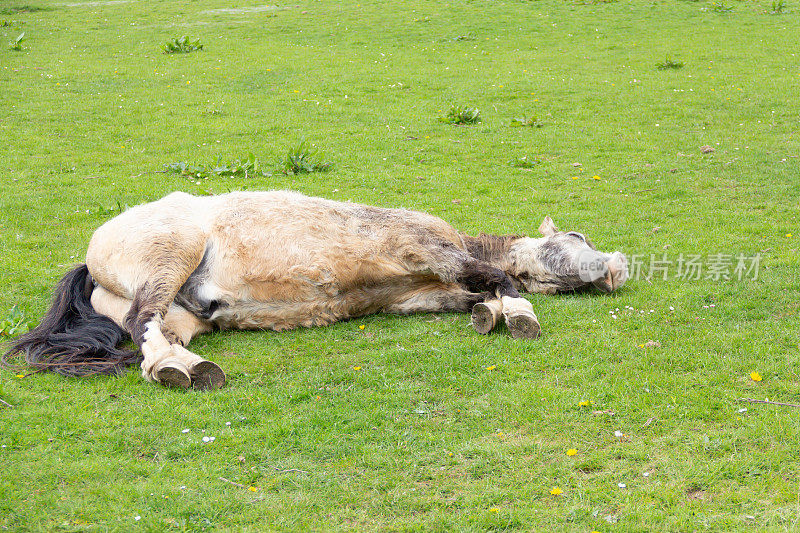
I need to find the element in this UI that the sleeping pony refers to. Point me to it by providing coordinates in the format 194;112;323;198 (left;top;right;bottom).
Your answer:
5;191;628;389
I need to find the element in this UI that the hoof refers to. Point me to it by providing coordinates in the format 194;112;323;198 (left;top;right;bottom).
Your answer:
191;361;226;391
506;313;541;339
155;363;192;389
471;302;498;335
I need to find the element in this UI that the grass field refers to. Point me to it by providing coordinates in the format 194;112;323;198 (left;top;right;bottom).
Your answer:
1;0;799;530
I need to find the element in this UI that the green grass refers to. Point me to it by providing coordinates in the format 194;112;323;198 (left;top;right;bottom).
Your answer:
1;0;799;530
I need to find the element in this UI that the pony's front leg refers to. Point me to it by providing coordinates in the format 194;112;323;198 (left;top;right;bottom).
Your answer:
455;259;540;339
470;297;540;338
500;295;540;339
471;298;503;334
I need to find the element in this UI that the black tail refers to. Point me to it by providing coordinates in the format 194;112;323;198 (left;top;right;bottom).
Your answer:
2;264;142;377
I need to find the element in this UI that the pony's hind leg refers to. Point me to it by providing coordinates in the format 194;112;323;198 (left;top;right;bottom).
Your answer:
162;305;224;390
91;285;224;389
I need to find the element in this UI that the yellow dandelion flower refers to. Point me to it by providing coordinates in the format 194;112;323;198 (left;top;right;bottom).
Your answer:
358;324;365;330
248;486;258;492
550;486;563;496
293;90;299;93
448;452;454;457
578;400;593;407
486;365;496;371
490;507;500;513
566;449;578;456
786;233;792;238
15;374;25;379
592;175;601;180
186;81;191;85
750;371;762;382
571;176;579;180
353;366;362;371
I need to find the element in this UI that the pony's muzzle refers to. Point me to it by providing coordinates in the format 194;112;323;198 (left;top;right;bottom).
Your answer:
592;252;628;293
578;251;628;292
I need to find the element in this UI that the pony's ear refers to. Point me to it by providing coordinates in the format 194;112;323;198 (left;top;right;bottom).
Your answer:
538;216;558;236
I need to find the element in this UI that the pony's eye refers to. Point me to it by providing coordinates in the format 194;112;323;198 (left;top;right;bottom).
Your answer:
566;232;586;242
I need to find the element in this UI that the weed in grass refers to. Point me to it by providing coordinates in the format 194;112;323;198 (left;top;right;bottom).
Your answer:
167;143;332;179
510;115;544;128
8;32;24;51
509;156;540;169
166;154;276;180
439;105;481;125
770;0;786;13
201;104;224;116
656;55;684;70
214;154;273;178
161;35;203;54
91;200;127;218
0;5;49;15
165;161;207;179
46;166;76;175
0;19;16;27
0;306;29;338
452;33;476;41
708;1;733;12
281;140;331;175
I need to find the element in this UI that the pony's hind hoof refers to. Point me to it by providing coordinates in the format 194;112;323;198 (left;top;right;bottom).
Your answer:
191;361;226;390
506;313;541;340
156;364;192;389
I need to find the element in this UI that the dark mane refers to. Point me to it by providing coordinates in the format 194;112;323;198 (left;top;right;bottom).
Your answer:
461;232;522;265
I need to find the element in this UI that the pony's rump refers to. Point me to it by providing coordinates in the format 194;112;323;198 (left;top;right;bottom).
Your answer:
2;264;141;376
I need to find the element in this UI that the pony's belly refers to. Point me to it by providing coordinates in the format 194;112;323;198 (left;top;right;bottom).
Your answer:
208;298;343;332
206;282;406;332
